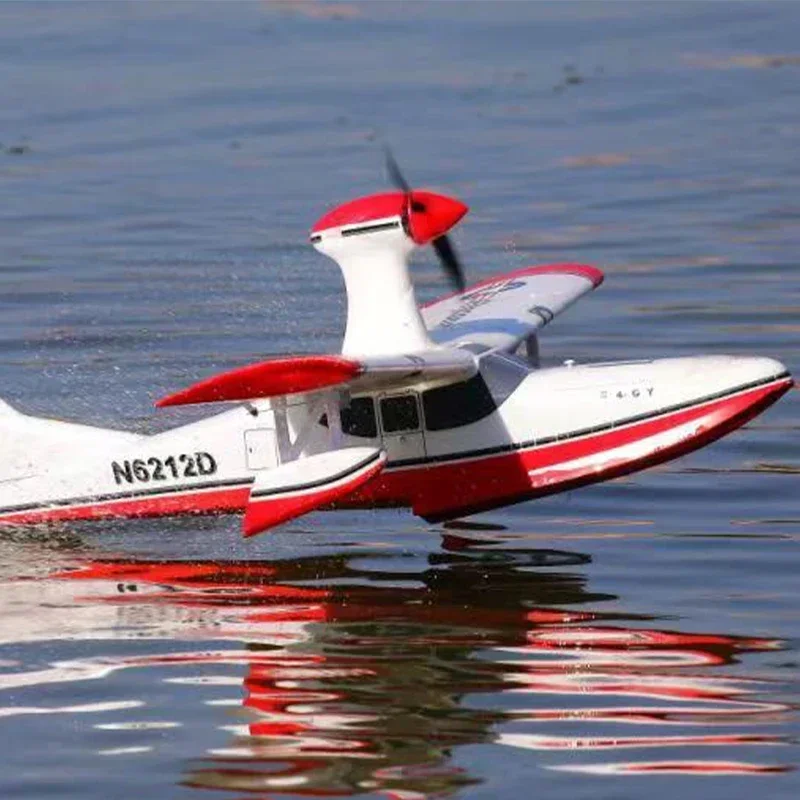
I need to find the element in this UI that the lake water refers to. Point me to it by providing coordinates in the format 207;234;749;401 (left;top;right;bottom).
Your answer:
0;2;797;798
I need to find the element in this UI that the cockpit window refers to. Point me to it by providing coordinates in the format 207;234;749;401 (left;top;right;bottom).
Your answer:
341;396;378;438
422;351;528;431
321;352;529;437
380;394;420;434
422;374;494;431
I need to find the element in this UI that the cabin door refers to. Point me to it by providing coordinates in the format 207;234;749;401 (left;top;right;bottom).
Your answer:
378;392;426;462
244;428;277;471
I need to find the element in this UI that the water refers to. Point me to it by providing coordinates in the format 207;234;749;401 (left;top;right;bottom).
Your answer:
0;2;798;798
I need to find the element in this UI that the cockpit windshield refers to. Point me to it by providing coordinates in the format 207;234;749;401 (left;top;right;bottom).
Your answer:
479;350;530;405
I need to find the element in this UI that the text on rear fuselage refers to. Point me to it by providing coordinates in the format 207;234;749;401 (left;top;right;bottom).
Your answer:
111;452;217;485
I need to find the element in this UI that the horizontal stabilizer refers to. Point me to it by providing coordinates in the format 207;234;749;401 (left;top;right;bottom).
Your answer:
243;446;386;537
423;263;603;353
157;350;477;407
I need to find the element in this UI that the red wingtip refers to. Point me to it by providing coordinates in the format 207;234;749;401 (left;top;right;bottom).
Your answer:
156;355;362;408
243;508;271;538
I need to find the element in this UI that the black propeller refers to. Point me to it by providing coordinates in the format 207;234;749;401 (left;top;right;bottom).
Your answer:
431;234;465;293
384;146;466;293
384;145;411;195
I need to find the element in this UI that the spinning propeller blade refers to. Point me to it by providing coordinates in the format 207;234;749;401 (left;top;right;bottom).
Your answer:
383;144;411;195
384;146;466;293
432;233;466;293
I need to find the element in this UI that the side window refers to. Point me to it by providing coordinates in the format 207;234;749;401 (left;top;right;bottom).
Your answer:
421;352;527;431
380;394;420;434
341;397;378;438
422;374;495;431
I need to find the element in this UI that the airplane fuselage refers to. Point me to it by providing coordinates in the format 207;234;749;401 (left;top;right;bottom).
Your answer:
0;353;790;528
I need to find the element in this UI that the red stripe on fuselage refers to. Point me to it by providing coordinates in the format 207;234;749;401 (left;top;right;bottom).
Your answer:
0;377;790;528
0;484;252;527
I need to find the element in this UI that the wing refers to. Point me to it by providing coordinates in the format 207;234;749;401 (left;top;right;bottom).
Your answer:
156;349;477;407
421;264;603;353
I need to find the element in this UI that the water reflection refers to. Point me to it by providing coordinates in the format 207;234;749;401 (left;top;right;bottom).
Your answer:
0;533;794;796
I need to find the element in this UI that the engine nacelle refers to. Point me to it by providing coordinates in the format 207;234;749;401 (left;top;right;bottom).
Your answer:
310;191;468;358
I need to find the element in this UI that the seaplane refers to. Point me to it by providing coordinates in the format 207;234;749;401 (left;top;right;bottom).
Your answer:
0;155;792;537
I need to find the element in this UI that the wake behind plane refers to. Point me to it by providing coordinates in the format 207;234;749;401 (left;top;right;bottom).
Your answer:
0;157;792;536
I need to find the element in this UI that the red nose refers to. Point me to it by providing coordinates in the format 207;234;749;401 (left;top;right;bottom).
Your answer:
407;191;469;245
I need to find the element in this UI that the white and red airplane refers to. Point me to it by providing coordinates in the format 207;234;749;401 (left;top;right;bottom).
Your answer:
0;159;792;537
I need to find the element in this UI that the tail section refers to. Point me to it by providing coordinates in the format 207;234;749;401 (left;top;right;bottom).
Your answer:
0;401;142;484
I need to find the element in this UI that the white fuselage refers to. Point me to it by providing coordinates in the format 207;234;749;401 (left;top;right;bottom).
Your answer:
0;352;789;527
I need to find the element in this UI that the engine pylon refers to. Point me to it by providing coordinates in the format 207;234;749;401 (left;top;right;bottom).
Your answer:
310;191;468;358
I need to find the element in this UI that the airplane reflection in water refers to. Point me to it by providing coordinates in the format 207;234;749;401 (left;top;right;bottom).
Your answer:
1;534;794;796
